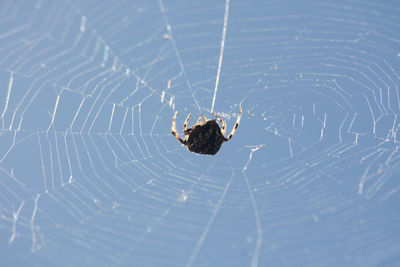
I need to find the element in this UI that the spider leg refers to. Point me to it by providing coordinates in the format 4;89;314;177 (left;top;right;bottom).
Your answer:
183;114;191;132
203;113;207;122
197;117;202;124
212;112;226;136
225;108;242;141
171;111;185;144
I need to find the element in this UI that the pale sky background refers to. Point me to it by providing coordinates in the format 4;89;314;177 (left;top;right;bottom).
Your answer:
0;0;399;266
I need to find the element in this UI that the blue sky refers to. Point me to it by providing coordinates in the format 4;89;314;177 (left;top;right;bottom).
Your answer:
0;0;399;266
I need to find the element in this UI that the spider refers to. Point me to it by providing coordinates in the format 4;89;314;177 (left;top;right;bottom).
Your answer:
171;108;242;155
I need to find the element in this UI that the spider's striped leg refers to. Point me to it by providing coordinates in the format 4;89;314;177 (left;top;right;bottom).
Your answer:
171;111;185;144
226;108;242;141
212;112;226;136
203;113;207;122
197;117;202;124
183;114;191;132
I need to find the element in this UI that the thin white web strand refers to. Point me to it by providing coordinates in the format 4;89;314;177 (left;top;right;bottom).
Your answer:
211;0;230;113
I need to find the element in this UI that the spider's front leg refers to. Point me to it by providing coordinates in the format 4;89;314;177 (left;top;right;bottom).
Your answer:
226;108;242;141
183;114;191;132
212;112;226;136
171;111;185;144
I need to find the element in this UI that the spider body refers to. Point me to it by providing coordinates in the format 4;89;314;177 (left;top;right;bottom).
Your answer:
185;120;225;155
171;108;242;155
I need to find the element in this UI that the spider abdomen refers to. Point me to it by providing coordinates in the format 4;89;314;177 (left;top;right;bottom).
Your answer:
186;120;225;155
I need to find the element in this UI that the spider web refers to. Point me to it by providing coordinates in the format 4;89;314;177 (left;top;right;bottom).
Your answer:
1;0;400;266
